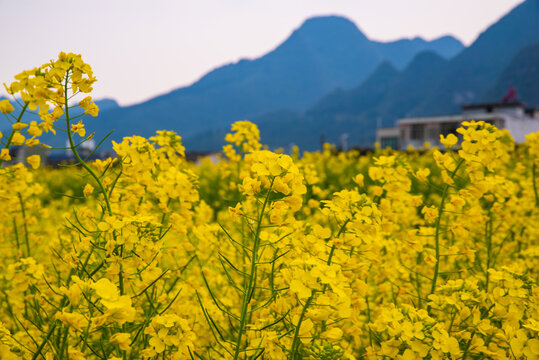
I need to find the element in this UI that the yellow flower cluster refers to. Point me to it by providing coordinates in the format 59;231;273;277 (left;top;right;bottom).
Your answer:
0;54;538;359
4;52;96;112
224;120;262;158
1;52;99;169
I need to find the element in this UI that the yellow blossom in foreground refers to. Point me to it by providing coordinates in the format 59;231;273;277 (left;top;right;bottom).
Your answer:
79;96;100;116
440;133;458;149
25;137;40;147
11;132;25;145
353;173;364;187
0;149;10;161
78;96;92;109
110;332;131;351
71;120;86;137
27;121;42;137
92;278;119;303
422;205;438;223
83;183;94;196
56;312;88;331
0;99;14;113
26;155;40;169
84;102;99;116
12;122;28;131
416;168;430;182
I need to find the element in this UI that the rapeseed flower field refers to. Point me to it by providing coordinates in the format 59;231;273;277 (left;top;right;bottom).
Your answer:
0;53;538;359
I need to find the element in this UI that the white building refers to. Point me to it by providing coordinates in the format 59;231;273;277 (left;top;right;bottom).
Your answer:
376;102;539;150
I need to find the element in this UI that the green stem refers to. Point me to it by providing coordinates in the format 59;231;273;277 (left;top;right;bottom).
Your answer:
533;162;538;207
63;71;112;216
159;198;173;239
31;321;57;360
366;295;373;346
429;159;464;296
231;181;273;360
63;71;124;294
18;193;31;257
415;253;423;308
485;213;493;290
461;331;476;360
0;103;29;168
289;296;313;360
12;217;20;251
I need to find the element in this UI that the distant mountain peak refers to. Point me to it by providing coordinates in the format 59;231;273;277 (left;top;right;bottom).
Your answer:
94;98;120;111
359;61;399;88
406;51;446;68
300;15;360;29
371;35;464;69
371;61;399;76
435;35;460;41
293;15;368;41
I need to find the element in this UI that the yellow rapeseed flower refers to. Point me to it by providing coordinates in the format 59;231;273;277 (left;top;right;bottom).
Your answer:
26;155;40;169
0;149;11;161
71;120;86;137
25;137;40;147
83;183;94;197
12;122;28;131
353;173;364;187
27;121;42;137
421;205;438;223
110;333;131;351
0;99;14;114
416;168;430;182
440;133;458;149
0;53;538;360
11;132;25;145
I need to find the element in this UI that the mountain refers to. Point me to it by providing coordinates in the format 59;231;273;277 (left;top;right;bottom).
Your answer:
86;15;463;150
484;43;539;105
185;109;305;152
251;53;449;151
417;0;539;114
94;98;120;112
94;16;382;144
199;51;451;152
308;51;448;123
186;62;401;151
228;0;539;151
372;36;463;69
308;61;400;117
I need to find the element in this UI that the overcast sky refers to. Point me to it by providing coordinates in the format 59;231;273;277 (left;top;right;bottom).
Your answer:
0;0;523;105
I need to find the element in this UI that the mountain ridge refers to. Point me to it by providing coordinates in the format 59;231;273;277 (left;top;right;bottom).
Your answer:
220;0;539;151
416;0;539;114
484;42;539;105
83;14;464;150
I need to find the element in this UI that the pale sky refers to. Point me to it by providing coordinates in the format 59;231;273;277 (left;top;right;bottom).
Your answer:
0;0;523;106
